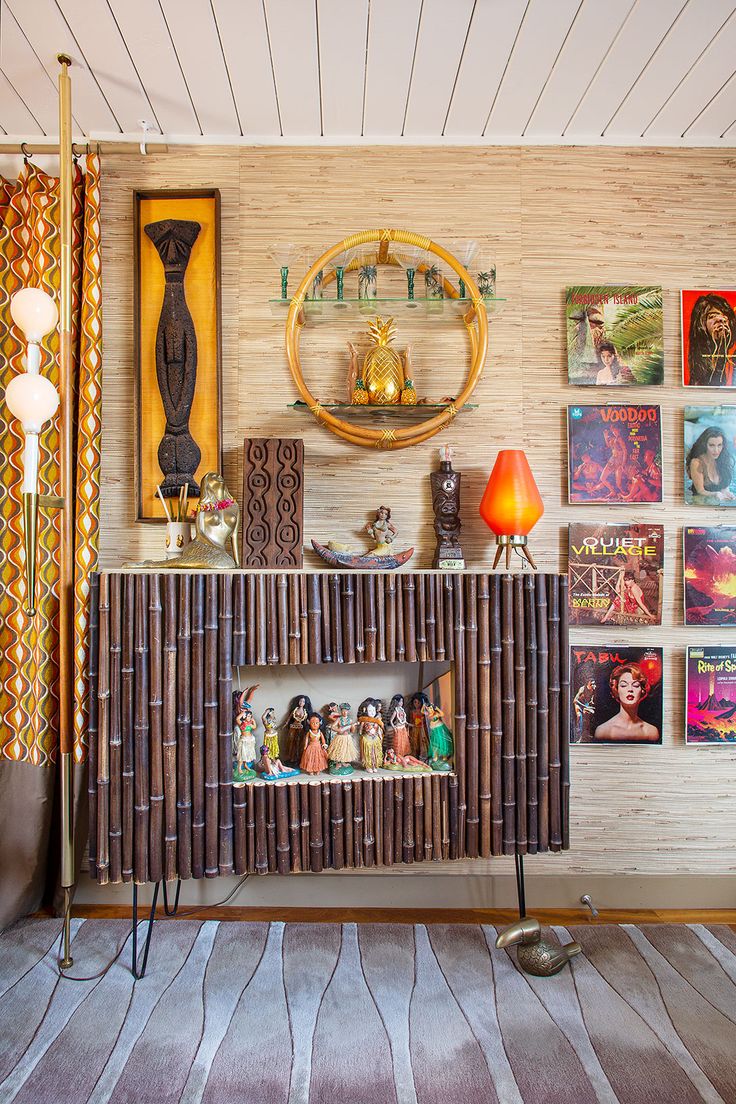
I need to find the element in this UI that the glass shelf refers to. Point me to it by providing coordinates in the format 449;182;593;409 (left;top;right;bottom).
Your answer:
288;400;477;419
268;296;505;321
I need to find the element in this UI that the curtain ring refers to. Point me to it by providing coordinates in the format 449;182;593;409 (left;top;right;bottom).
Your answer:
21;142;32;164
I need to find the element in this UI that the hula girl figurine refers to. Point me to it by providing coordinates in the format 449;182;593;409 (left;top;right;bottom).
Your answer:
383;748;426;772
233;685;259;781
262;707;280;758
388;693;411;757
422;701;454;771
300;712;329;774
324;702;340;746
357;697;384;772
408;692;430;759
327;702;359;775
284;694;313;763
253;745;299;780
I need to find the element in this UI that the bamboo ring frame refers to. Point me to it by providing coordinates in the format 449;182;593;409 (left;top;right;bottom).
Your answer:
285;228;489;450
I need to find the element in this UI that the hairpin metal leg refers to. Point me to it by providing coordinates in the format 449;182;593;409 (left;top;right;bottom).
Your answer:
131;881;160;979
514;852;527;919
162;878;182;916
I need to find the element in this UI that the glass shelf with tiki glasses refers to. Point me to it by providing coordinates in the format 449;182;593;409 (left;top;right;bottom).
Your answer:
268;296;505;320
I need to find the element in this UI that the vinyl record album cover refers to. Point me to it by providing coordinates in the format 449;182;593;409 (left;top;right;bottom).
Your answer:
682;290;736;387
568;523;664;625
568;404;663;504
686;647;736;743
566;286;663;386
684;406;736;506
571;645;663;745
683;526;736;625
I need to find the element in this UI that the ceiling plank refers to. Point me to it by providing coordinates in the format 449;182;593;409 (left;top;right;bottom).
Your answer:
567;0;686;136
687;70;736;137
263;0;321;137
158;0;240;135
646;10;736;138
605;0;736;137
363;0;422;137
212;0;280;136
0;68;43;135
317;0;368;137
525;0;635;138
5;0;121;134
403;0;475;137
55;0;154;135
0;9;61;135
107;0;200;135
444;0;527;137
484;0;582;136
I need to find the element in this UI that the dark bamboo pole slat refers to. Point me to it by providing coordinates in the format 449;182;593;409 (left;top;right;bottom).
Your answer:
162;574;178;882
288;575;301;665
256;573;267;666
489;575;503;857
374;775;383;867
402;775;414;864
464;574;479;859
363;777;375;867
121;574;134;881
343;778;354;869
364;573;377;664
309;780;323;872
403;575;416;662
353;777;364;866
453;575;466;858
177;574;193;879
395;572;405;661
477;574;491;858
254;783;268;874
233;574;246;667
204;575;219;876
383;777;394;865
342;575;356;664
416;573;427;662
431;772;442;860
393;775;403;862
307;574;322;664
524;574;539;855
87;573;99;876
385;574;396;662
321;779;332;869
413;776;424;862
218;575;234;874
191;575;205;878
330;573;343;663
434;575;445;662
513;576;527;855
233;783;247;875
300;576;309;664
133;574;150;883
320;574;332;663
375;575;386;662
246;574;257;666
560;574;570;851
443;574;455;661
547;575;562;853
447;773;457;860
275;783;290;874
535;574;550;853
423;774;433;862
276;574;289;663
246;780;256;874
288;783;301;872
266;573;278;665
330;779;345;870
299;782;310;871
108;573;122;884
96;574;110;885
266;784;277;872
147;575;164;885
426;573;436;661
500;575;516;855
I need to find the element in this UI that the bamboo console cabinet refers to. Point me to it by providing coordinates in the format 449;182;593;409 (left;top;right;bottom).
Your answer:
87;571;570;884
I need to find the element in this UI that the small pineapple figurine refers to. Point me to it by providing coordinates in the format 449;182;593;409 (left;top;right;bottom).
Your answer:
364;317;405;405
352;377;369;404
400;344;417;404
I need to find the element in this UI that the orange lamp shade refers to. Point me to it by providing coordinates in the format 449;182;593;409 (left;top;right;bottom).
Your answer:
479;449;544;537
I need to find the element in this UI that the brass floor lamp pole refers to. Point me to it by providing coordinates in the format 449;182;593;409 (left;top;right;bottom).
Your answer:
57;53;75;970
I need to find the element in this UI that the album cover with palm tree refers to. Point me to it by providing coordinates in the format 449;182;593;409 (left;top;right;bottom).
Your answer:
566;286;663;386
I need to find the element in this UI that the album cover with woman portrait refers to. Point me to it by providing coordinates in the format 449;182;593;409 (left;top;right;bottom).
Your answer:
684;406;736;506
567;404;663;504
683;526;736;625
686;647;736;743
682;290;736;387
571;645;663;745
568;523;664;625
566;286;663;386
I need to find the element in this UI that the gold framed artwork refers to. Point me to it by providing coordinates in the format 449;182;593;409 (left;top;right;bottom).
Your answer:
134;189;222;521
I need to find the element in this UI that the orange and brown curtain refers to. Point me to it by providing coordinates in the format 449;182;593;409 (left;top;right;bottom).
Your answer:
0;155;102;928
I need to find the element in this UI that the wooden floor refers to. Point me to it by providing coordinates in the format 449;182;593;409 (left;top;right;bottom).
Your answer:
63;905;736;925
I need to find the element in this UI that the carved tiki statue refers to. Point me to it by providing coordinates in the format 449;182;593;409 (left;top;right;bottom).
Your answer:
145;218;202;498
431;445;465;569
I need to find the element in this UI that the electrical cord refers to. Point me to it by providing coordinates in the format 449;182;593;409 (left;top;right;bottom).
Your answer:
56;872;250;980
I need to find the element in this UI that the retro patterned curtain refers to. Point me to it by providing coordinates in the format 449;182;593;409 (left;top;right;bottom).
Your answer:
0;155;102;929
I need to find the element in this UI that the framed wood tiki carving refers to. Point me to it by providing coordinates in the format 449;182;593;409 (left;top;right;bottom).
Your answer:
134;190;222;521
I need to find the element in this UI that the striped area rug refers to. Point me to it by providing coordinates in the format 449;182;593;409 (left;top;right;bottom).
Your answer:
1;920;735;1103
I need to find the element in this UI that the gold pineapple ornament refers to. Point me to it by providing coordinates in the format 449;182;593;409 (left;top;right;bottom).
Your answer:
401;379;417;405
352;377;369;404
364;317;404;405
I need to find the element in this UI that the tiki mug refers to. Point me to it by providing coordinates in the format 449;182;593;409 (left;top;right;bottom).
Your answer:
165;521;192;559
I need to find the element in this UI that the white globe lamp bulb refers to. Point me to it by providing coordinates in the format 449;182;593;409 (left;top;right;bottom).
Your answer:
10;287;58;343
5;372;60;432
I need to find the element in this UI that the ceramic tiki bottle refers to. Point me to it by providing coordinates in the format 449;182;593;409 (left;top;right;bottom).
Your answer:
363;317;404;404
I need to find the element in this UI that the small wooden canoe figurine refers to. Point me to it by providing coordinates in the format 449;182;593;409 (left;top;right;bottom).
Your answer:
312;504;414;570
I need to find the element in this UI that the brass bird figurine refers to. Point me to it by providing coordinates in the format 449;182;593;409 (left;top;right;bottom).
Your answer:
495;918;581;977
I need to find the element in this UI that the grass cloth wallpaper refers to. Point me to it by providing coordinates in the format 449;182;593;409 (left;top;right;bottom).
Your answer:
98;146;736;879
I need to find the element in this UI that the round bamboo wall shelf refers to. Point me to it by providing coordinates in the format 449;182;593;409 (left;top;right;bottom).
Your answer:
284;228;489;450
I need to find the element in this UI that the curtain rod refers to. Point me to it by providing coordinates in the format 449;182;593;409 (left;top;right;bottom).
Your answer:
0;141;169;155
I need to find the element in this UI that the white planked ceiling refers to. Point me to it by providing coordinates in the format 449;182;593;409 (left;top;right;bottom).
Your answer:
1;0;736;146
